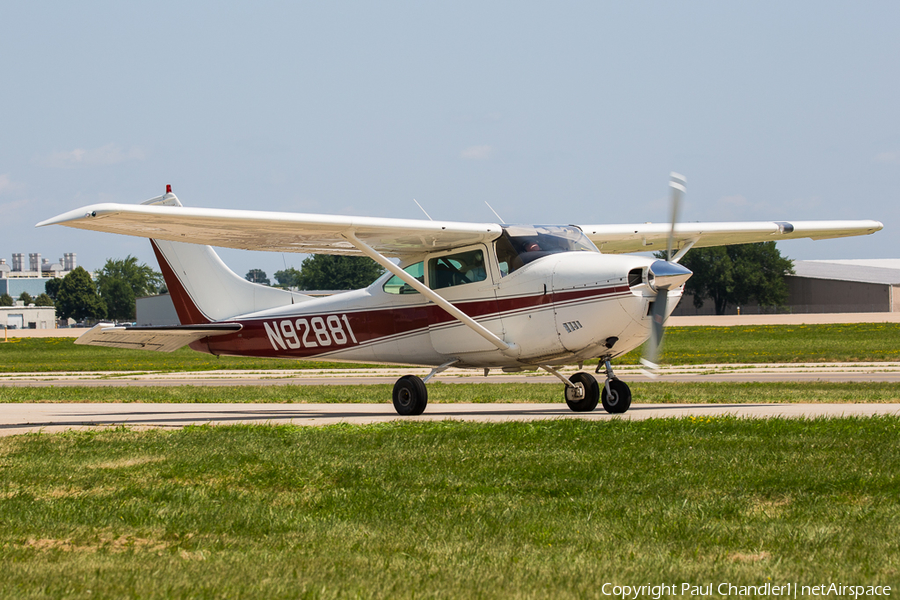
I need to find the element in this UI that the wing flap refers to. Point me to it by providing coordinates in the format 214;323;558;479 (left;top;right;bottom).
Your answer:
75;323;242;353
583;220;884;254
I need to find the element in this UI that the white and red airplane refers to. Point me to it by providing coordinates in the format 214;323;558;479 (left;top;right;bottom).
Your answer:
39;176;882;415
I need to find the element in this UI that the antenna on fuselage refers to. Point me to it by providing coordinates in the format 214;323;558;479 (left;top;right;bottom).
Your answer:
485;201;505;223
413;199;434;221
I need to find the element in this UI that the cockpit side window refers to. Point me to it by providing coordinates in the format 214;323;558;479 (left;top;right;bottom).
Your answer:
382;261;424;294
428;249;487;290
495;234;518;277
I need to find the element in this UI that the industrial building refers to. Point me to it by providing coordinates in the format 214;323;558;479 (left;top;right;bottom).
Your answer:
673;259;900;316
0;305;57;331
0;252;76;299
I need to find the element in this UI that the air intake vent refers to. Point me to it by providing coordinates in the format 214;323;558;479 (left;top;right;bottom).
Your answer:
628;268;643;287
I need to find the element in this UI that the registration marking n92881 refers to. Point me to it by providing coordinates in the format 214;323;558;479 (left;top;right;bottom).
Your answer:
264;314;358;351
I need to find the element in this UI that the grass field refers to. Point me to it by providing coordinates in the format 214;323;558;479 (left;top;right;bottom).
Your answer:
3;324;898;597
3;323;900;373
1;418;898;598
2;381;900;404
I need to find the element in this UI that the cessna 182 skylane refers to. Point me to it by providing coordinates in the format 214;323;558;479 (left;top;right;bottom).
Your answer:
39;176;882;416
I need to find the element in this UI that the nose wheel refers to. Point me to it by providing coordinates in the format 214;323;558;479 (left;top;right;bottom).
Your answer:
597;358;631;413
601;378;632;413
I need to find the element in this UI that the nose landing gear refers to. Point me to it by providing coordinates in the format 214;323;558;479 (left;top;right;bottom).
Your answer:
596;358;632;414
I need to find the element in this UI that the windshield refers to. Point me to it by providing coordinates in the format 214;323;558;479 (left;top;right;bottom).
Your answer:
496;225;598;275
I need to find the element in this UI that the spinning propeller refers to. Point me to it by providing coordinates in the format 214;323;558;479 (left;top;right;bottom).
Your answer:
640;173;693;374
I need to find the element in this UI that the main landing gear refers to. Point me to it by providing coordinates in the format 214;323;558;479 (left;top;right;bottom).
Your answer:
393;375;428;416
392;360;457;416
562;369;631;413
542;360;632;414
391;360;632;416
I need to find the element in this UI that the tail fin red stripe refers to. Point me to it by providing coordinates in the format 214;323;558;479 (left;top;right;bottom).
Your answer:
150;240;211;325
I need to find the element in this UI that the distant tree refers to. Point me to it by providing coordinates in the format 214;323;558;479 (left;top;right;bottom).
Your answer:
672;242;794;315
96;256;163;298
18;292;33;305
0;294;13;307
245;269;270;285
94;256;163;322
34;293;54;307
100;278;136;322
296;255;385;291
274;267;302;288
45;277;62;300
56;267;107;321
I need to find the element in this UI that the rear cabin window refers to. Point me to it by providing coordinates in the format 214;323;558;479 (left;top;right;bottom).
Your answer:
382;261;424;294
428;249;487;290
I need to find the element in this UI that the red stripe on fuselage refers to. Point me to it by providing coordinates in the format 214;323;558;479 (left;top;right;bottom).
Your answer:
204;283;630;359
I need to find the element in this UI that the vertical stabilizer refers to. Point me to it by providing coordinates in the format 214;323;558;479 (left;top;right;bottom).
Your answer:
144;191;308;324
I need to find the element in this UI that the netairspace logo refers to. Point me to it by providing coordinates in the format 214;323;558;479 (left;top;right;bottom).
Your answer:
599;582;892;599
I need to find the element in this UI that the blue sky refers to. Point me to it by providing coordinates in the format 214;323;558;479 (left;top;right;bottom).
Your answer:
2;2;897;278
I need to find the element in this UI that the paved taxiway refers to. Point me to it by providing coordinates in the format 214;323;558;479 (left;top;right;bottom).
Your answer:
3;363;900;387
2;402;900;436
3;364;900;435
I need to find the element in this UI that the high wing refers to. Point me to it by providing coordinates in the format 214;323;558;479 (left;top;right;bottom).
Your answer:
38;192;882;257
37;195;502;259
583;220;883;255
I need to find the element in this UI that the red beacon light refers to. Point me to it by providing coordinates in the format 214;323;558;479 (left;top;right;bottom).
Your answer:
166;184;172;194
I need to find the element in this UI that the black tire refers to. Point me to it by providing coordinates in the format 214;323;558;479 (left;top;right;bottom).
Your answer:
602;378;632;414
392;375;428;416
565;372;600;412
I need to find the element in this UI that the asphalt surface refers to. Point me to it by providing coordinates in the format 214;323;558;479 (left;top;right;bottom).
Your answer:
2;402;899;436
3;364;900;435
2;363;900;387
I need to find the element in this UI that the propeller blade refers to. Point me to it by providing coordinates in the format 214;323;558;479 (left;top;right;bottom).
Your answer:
667;172;686;261
643;173;689;375
640;289;668;374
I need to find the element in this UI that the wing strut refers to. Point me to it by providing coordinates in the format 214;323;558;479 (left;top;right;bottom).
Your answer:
342;232;517;355
670;238;697;264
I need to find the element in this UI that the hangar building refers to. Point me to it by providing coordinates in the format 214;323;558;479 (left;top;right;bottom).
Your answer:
673;259;900;315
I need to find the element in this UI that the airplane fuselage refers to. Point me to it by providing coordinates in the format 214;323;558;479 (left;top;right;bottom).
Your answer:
192;252;680;370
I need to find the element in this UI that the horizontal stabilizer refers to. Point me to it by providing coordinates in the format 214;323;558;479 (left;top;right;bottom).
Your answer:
75;323;242;353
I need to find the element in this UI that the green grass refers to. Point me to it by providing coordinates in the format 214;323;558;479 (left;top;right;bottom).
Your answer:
4;323;900;373
1;418;898;598
2;381;900;404
0;336;380;373
616;322;900;364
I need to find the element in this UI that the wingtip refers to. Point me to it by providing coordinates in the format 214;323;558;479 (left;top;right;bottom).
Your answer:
36;207;96;228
